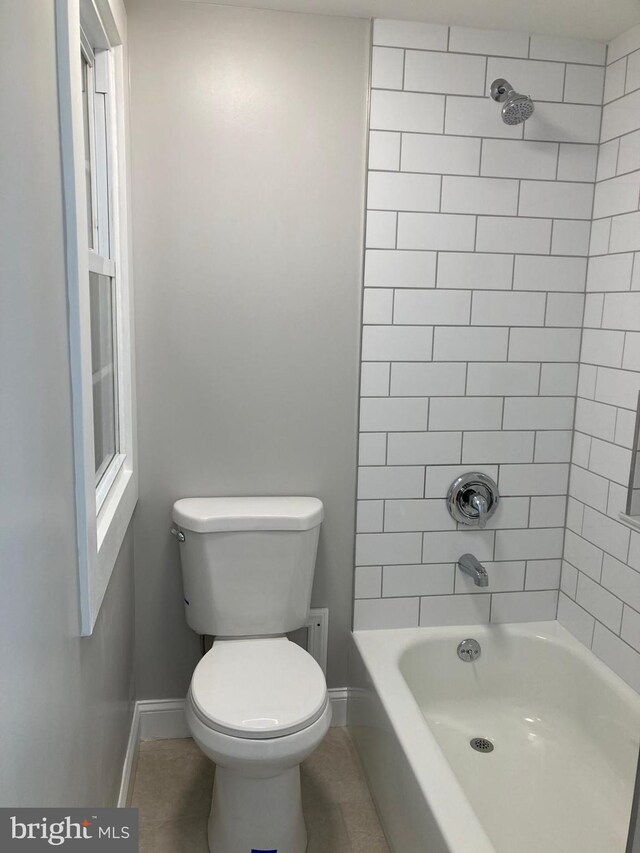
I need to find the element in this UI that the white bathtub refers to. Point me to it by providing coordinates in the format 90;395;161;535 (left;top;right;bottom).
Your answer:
348;621;640;853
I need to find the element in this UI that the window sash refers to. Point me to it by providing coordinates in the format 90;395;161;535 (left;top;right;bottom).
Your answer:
88;250;115;277
89;269;119;486
81;46;98;249
96;452;126;513
84;40;121;495
91;50;112;259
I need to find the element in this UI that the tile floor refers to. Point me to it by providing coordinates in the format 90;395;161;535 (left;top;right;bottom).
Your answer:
131;727;390;853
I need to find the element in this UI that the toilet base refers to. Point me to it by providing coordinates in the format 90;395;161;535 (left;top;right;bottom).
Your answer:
208;764;307;853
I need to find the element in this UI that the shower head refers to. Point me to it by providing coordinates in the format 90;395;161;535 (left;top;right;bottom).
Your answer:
490;78;534;125
501;92;535;125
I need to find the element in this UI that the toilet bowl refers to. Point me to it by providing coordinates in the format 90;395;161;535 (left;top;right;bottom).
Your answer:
172;495;328;853
185;637;331;853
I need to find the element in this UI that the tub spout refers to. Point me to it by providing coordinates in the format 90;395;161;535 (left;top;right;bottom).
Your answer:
458;553;489;587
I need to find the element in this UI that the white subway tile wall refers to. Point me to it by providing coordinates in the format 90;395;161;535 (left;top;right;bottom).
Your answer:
558;26;640;693
355;20;603;636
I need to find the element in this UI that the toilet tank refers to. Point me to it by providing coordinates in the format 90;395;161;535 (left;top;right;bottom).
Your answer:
172;496;324;637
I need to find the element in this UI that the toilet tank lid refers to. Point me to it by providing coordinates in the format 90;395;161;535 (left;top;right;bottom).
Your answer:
172;496;324;533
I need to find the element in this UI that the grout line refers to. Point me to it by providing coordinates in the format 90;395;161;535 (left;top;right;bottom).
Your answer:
367;207;594;222
604;217;613;254
368;121;634;146
373;83;605;110
373;39;606;68
613;136;621;176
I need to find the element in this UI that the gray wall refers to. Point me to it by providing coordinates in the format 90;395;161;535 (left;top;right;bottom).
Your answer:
0;0;135;807
127;0;369;695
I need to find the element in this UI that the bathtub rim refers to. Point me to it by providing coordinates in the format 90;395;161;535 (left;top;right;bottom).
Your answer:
350;619;640;853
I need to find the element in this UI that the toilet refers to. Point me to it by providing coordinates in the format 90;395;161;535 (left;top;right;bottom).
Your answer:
172;495;331;853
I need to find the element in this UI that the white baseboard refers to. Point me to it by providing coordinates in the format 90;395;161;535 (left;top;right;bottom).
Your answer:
138;698;191;740
117;704;140;808
327;687;349;726
118;688;351;807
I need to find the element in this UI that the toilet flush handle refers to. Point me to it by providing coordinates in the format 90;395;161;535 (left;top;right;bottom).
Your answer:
170;527;185;542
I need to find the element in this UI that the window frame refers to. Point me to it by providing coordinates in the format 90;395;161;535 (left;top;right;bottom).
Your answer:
56;0;137;636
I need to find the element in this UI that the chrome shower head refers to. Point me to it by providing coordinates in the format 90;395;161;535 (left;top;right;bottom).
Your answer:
490;78;534;125
501;92;535;125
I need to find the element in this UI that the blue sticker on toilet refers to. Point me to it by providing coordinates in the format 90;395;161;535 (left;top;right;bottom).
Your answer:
251;849;277;852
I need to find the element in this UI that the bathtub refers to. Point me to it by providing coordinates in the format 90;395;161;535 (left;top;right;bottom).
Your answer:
348;621;640;853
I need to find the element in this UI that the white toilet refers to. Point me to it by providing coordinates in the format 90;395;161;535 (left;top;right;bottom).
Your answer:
172;495;331;853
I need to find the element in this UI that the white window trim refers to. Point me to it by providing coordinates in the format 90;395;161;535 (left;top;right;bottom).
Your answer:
56;0;137;636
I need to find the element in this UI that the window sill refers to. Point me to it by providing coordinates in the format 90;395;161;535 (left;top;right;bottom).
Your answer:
81;463;137;636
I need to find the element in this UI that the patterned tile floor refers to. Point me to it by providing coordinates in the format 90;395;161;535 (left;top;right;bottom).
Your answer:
131;727;390;852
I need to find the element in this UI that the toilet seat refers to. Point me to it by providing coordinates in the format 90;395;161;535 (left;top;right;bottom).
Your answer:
190;637;328;739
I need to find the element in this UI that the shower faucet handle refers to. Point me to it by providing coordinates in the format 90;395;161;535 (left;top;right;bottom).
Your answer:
470;493;489;529
447;472;499;528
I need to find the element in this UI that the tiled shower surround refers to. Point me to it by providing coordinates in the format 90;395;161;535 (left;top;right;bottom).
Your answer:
355;22;604;631
355;18;640;690
559;27;640;692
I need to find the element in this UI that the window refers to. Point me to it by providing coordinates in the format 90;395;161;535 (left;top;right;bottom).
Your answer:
56;0;136;635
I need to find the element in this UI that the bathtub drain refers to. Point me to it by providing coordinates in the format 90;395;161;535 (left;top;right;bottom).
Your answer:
470;737;494;753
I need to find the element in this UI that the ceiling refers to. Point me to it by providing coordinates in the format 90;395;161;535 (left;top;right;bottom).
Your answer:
191;0;640;44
